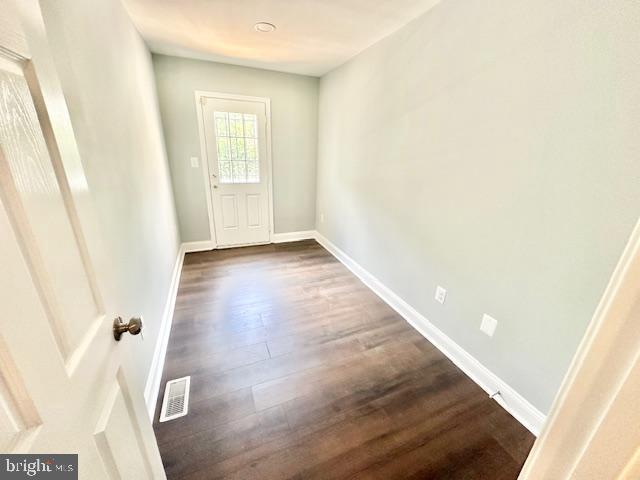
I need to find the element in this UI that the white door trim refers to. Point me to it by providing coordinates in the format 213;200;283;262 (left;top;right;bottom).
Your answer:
519;216;640;478
195;90;274;248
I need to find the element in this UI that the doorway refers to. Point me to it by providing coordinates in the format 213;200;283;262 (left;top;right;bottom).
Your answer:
196;92;274;248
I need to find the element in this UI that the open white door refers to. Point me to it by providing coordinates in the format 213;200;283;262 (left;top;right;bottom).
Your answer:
199;93;273;247
0;1;166;478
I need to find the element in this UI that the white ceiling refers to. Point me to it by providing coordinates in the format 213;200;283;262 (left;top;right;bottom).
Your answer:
122;0;441;77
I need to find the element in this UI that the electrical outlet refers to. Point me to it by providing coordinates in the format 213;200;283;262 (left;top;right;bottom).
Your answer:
435;286;447;304
320;213;325;223
190;156;199;168
480;314;498;337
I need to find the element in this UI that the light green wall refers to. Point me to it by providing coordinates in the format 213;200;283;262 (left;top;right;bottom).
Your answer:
153;55;319;241
316;0;640;413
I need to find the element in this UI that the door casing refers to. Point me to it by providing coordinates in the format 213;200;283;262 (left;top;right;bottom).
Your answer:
195;90;274;248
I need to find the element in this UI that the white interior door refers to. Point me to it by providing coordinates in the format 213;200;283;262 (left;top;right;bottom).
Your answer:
0;2;165;478
201;95;272;247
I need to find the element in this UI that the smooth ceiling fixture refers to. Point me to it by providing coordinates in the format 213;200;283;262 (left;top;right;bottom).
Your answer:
254;22;276;33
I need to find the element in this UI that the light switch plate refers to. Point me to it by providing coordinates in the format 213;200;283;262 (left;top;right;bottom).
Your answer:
190;156;199;168
435;286;447;304
480;314;498;337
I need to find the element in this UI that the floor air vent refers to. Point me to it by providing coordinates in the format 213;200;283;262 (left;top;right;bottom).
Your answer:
159;376;190;422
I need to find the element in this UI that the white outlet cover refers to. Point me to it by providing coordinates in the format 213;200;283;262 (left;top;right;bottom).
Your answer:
190;156;199;168
480;314;498;337
320;213;325;223
435;286;447;304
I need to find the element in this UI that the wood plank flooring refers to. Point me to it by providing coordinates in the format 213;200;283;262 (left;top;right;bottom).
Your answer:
154;240;534;479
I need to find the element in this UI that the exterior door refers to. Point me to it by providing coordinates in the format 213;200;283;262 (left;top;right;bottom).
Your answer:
0;2;166;478
201;95;272;247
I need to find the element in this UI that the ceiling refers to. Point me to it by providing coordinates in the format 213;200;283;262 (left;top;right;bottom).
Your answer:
122;0;441;77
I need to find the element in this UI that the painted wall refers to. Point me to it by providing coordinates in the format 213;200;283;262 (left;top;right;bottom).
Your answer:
316;0;640;413
39;0;181;390
153;54;319;241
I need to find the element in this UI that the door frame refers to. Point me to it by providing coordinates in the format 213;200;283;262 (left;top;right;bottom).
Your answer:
519;215;640;478
195;90;274;248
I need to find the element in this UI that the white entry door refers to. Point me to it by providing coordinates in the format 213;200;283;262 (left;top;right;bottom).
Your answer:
200;95;272;247
0;2;165;479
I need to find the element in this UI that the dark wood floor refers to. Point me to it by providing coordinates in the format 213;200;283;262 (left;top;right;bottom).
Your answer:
154;240;534;479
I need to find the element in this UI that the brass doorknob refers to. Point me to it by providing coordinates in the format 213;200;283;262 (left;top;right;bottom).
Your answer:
113;316;143;341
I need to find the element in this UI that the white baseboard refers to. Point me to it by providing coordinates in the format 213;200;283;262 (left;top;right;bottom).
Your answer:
272;230;316;243
183;240;215;253
143;243;186;421
313;231;546;436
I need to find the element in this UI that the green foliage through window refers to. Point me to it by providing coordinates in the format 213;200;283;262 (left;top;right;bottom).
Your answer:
214;111;260;183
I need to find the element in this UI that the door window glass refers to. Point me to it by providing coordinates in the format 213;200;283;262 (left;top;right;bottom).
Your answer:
214;111;259;183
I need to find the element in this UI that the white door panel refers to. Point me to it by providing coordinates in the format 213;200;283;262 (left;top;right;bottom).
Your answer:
200;96;272;247
221;194;238;229
0;57;103;367
0;335;41;453
0;2;166;478
246;194;261;228
94;372;153;479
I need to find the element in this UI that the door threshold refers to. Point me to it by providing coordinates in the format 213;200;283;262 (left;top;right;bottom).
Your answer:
214;241;272;250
